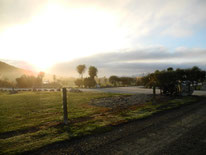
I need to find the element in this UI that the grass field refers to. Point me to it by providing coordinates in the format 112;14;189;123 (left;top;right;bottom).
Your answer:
0;91;201;154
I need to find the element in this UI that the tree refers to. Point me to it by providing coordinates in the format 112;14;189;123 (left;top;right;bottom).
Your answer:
38;72;45;79
109;75;119;86
76;65;86;78
84;77;96;88
136;77;143;86
167;67;173;71
142;66;206;96
74;78;84;87
16;75;40;88
200;70;206;83
0;79;14;88
103;76;108;85
119;77;135;86
88;66;98;78
38;72;45;84
156;70;179;95
53;74;56;82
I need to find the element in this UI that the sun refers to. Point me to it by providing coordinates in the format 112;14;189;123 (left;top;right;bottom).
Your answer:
0;2;130;71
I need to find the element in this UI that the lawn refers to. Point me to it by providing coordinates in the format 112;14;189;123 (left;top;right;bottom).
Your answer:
0;91;201;154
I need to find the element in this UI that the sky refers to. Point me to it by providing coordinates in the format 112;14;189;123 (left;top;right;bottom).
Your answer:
0;0;206;77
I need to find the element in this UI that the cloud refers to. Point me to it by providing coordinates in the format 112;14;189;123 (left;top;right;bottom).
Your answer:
0;0;48;32
0;0;206;73
49;46;206;77
128;0;206;38
2;46;205;77
1;0;206;38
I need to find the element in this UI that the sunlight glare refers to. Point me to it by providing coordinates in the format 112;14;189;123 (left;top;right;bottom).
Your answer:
0;3;129;71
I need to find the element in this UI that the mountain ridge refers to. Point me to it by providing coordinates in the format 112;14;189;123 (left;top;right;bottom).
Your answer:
0;61;34;81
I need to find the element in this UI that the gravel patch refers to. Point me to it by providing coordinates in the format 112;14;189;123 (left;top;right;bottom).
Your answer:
91;94;153;108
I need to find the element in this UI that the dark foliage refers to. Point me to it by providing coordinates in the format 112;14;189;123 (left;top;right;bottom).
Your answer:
119;77;136;86
16;75;42;88
109;75;119;86
74;78;84;87
76;65;86;78
142;66;206;96
84;77;96;88
109;75;136;86
88;66;98;78
0;79;14;88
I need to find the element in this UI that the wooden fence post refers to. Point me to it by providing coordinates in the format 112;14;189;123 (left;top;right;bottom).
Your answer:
153;86;156;98
62;88;68;125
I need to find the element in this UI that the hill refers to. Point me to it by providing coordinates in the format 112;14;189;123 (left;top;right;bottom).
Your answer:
0;61;34;81
0;61;76;86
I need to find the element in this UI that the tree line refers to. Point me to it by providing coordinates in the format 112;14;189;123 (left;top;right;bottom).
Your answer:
1;64;205;91
74;65;206;94
140;66;206;95
74;64;137;88
109;76;136;86
0;79;14;88
0;72;47;88
15;72;45;88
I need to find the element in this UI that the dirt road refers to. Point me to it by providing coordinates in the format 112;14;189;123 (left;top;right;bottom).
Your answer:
87;99;206;155
31;98;206;155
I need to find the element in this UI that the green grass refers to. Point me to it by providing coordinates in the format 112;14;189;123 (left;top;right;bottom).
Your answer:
0;91;201;154
116;96;200;121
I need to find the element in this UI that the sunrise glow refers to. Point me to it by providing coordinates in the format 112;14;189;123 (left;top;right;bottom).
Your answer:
0;2;129;71
0;0;205;75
